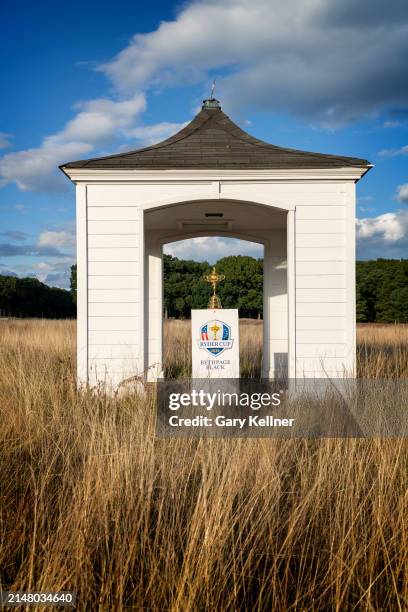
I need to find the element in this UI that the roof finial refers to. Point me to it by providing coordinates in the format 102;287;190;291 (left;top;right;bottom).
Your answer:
210;79;216;100
203;80;221;110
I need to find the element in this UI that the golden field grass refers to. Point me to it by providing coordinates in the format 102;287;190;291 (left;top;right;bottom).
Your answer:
164;318;408;378
0;319;407;610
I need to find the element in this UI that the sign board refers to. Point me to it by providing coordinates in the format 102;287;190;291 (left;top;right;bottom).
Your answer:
191;309;239;378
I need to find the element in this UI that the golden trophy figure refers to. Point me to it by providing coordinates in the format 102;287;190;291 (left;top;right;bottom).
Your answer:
209;321;221;340
204;267;225;309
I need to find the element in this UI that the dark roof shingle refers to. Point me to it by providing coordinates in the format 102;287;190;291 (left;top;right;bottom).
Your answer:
61;106;370;170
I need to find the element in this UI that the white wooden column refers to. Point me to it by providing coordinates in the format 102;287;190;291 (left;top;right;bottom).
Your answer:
263;229;288;379
76;183;88;386
287;208;296;379
344;183;356;376
145;237;163;381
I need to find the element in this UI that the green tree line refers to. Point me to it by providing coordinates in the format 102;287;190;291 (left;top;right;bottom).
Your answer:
1;258;407;321
163;256;408;322
0;274;75;318
163;255;263;318
356;259;408;323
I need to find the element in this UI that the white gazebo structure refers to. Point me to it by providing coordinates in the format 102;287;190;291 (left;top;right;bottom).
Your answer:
61;98;371;387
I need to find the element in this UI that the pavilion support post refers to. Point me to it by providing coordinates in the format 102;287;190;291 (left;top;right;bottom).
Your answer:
145;237;164;381
76;184;88;387
287;209;296;379
263;229;288;379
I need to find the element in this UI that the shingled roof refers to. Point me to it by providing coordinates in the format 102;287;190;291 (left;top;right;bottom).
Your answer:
61;99;370;171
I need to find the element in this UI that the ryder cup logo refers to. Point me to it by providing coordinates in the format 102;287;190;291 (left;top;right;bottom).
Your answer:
198;320;234;356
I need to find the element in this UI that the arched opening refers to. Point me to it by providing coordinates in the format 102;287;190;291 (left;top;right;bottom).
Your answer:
144;199;289;381
162;236;264;378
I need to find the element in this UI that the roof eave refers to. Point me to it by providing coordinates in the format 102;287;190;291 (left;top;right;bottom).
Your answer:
59;163;72;181
59;166;371;183
357;163;374;182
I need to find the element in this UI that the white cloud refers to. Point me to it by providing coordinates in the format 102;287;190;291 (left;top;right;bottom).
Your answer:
1;141;93;192
397;183;408;203
31;259;74;288
53;95;146;145
356;210;408;242
0;94;146;191
125;121;188;146
35;262;53;271
378;144;408;157
383;120;402;128
0;227;77;285
102;0;408;126
0;132;12;149
0;260;73;288
37;230;76;248
3;0;408;193
164;236;263;263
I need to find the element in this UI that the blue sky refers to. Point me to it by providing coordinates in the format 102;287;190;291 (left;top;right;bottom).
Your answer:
1;0;407;288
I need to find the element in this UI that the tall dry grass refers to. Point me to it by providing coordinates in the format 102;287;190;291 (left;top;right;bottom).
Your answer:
164;319;408;378
357;323;408;378
0;319;407;610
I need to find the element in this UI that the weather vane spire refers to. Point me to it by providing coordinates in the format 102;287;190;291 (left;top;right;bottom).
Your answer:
202;79;221;110
210;79;216;100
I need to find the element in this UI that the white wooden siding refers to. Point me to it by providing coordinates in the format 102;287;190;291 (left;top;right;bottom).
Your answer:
296;261;344;275
88;235;138;248
87;207;141;221
296;234;345;248
88;261;139;276
87;183;216;207
88;276;139;289
86;198;144;386
89;330;140;344
88;220;140;234
296;330;346;343
295;205;345;219
220;183;346;206
89;316;139;330
88;289;140;303
295;357;349;373
296;275;346;288
89;302;140;316
294;189;352;377
89;249;139;262
296;302;346;317
296;316;345;330
296;219;346;234
296;247;345;262
296;344;347;358
296;288;346;302
80;181;357;384
89;346;140;358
